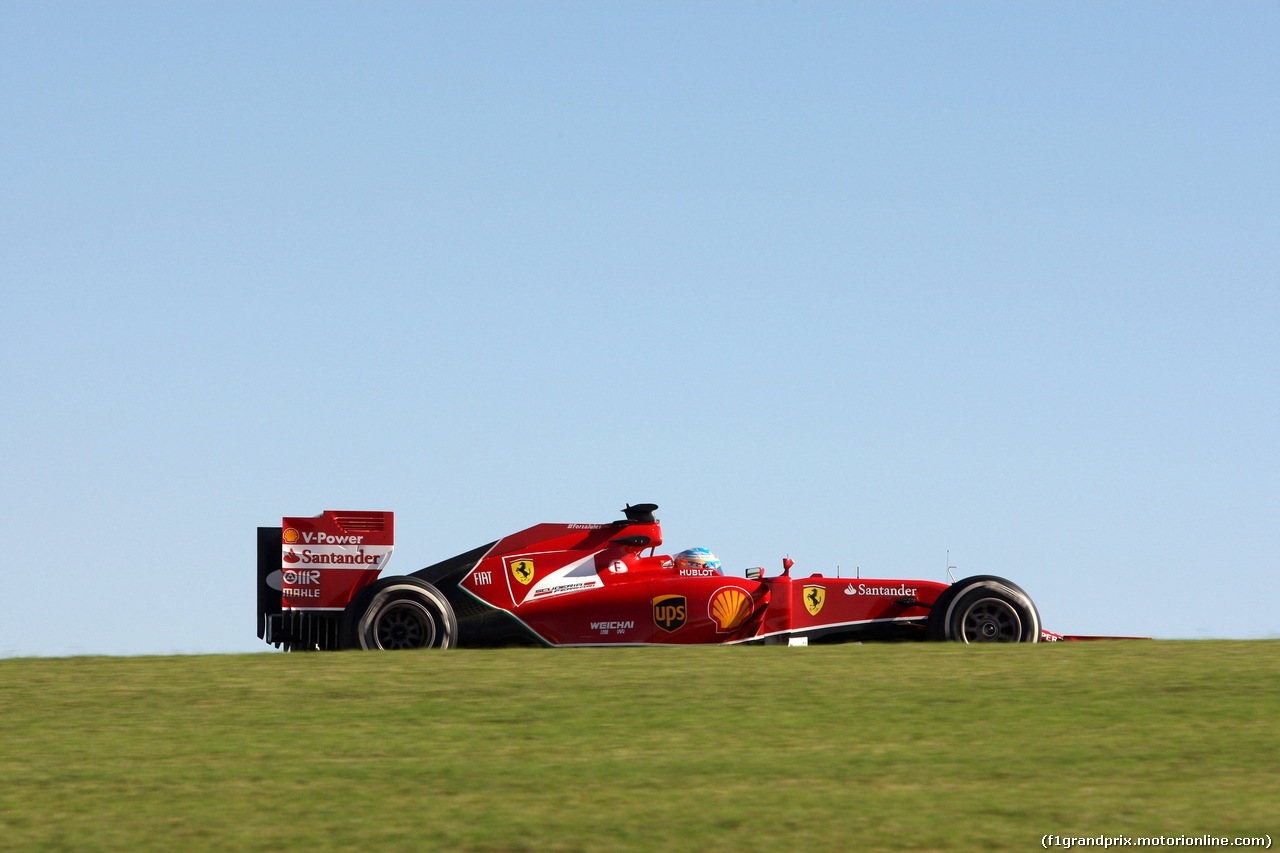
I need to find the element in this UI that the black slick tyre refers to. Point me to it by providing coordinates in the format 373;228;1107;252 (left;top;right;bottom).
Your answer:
339;577;458;650
925;575;1041;643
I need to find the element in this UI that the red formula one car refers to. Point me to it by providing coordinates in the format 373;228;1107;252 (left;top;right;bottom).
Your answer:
257;503;1087;651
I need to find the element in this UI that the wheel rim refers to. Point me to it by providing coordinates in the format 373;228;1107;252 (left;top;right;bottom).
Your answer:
959;597;1022;643
372;600;437;650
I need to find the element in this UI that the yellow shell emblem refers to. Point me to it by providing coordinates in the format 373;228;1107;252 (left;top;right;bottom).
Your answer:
510;559;535;585
709;587;751;632
803;585;826;616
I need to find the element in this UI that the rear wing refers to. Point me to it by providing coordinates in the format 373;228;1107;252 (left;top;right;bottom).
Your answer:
256;511;394;650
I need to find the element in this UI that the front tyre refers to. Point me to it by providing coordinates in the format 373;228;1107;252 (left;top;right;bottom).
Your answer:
926;576;1041;643
340;578;458;650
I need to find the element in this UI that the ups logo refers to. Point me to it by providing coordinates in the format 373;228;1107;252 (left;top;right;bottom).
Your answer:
652;594;687;633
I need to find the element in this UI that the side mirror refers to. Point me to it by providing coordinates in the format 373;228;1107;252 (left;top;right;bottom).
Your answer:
745;567;763;580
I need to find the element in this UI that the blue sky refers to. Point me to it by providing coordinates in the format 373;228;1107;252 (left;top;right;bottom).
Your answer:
2;2;1276;655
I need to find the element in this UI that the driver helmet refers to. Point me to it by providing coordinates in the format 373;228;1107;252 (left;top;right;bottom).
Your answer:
674;548;721;572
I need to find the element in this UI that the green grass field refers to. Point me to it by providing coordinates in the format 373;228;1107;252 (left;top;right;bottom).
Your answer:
2;641;1276;852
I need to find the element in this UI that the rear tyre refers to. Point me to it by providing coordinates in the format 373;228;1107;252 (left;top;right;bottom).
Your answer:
339;578;458;650
926;576;1041;643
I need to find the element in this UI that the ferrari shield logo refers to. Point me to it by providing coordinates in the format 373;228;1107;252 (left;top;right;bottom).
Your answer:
652;595;687;633
803;585;826;616
510;559;535;586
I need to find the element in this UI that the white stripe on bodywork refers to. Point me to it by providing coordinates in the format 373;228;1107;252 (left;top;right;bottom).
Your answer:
723;615;928;645
525;553;602;599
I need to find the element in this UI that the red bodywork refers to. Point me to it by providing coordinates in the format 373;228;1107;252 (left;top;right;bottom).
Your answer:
257;504;1136;650
448;517;948;645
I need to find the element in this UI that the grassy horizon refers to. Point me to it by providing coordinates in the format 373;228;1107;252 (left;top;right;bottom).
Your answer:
2;641;1277;851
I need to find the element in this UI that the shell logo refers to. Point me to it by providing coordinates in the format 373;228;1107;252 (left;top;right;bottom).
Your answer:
708;587;752;633
283;528;301;544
